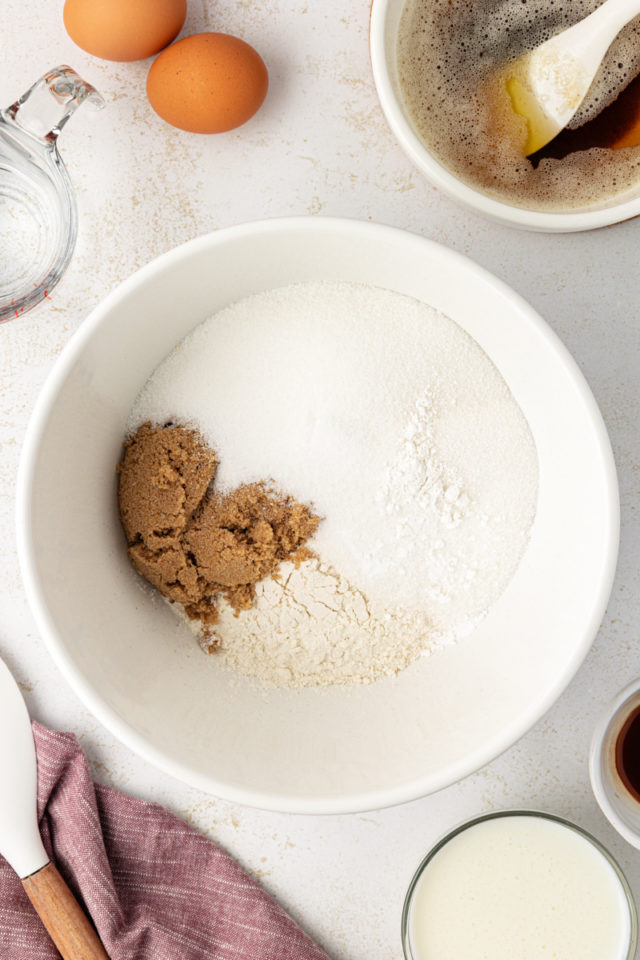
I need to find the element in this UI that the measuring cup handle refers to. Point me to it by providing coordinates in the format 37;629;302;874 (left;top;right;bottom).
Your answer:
6;65;104;143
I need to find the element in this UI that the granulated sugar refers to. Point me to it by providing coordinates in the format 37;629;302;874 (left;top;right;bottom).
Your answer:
128;281;538;686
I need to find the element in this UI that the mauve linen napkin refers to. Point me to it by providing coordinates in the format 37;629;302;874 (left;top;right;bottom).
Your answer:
0;722;330;960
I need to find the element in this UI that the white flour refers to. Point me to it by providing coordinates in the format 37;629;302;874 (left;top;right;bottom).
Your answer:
129;281;538;686
191;558;443;687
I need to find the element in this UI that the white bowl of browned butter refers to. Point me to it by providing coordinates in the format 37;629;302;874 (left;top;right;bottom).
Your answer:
370;0;640;232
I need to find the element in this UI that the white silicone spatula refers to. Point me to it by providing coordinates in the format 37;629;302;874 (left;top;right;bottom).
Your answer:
0;656;109;959
505;0;640;154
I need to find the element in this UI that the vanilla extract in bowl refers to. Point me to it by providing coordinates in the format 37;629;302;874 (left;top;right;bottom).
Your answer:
396;0;640;211
615;704;640;804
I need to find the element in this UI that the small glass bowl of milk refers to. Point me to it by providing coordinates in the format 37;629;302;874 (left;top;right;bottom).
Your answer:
402;811;636;960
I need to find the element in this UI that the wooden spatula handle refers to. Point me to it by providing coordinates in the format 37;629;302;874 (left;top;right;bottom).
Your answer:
22;862;109;959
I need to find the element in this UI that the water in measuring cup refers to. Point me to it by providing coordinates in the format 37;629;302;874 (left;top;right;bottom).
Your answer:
0;154;60;313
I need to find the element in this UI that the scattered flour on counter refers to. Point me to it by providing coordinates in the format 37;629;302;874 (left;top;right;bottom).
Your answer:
129;280;539;687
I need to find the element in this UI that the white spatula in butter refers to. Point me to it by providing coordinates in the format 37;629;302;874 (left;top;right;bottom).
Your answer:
0;656;109;959
505;0;640;154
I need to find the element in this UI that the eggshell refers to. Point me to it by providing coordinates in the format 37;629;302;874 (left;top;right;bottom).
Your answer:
146;32;269;134
63;0;186;62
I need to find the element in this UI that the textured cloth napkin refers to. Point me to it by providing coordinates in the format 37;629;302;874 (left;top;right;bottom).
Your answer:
0;723;330;960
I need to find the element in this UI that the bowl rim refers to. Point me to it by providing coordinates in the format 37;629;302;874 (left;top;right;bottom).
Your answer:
369;0;640;233
16;216;620;813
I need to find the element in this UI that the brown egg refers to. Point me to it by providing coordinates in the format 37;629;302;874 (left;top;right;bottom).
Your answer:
63;0;186;62
146;33;269;134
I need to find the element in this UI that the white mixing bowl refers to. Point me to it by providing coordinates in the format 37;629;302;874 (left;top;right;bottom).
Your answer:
17;218;618;813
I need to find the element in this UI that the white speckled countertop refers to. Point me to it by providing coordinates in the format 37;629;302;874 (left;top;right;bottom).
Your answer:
3;2;640;958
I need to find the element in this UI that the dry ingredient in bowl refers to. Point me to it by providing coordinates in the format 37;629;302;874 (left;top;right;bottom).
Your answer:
118;422;319;629
194;558;442;687
126;281;539;687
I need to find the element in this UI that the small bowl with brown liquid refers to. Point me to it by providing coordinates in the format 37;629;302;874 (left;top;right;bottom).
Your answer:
370;0;640;231
590;679;640;849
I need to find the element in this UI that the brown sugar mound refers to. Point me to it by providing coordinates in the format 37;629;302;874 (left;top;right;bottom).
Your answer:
118;422;320;632
185;484;320;613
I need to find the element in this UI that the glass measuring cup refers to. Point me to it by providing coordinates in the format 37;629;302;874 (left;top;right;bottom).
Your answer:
0;66;104;323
